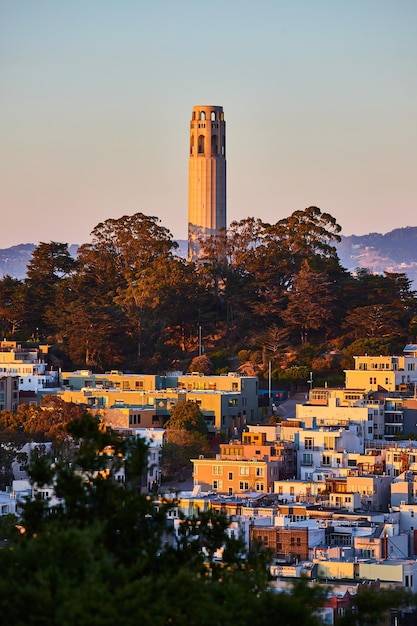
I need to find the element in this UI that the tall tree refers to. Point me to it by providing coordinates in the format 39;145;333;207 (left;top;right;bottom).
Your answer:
0;275;27;338
25;241;76;337
77;213;180;366
281;261;336;344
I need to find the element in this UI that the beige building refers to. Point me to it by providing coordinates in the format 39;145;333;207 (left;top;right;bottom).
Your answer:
188;105;226;261
345;350;417;393
56;371;259;435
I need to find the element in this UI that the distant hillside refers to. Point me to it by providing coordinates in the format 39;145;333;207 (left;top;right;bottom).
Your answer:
0;244;36;279
0;244;79;280
337;226;417;285
1;228;417;284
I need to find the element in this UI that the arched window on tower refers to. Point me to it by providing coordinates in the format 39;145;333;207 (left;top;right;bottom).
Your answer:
211;111;216;121
190;134;194;155
221;135;225;156
200;111;206;121
211;134;218;154
198;135;205;154
192;111;196;120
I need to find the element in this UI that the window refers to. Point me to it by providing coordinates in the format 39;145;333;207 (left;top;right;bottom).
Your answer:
304;437;313;450
255;483;264;492
228;472;233;480
290;487;295;496
135;380;144;389
324;437;334;450
198;134;205;153
322;455;331;466
212;480;223;490
239;481;249;490
239;466;249;476
212;465;223;475
256;467;264;477
278;486;283;495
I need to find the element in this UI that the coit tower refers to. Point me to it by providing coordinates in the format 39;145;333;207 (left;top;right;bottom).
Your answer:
188;105;226;261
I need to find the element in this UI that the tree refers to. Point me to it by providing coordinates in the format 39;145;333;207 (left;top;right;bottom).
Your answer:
165;401;208;434
188;354;214;375
163;401;210;478
0;275;27;338
343;304;403;340
76;213;182;366
281;261;336;344
25;241;76;337
162;429;211;478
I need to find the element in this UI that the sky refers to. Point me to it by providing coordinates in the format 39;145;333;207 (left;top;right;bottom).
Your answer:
1;0;416;249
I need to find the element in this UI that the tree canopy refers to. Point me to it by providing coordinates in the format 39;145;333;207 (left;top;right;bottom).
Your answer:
1;205;416;384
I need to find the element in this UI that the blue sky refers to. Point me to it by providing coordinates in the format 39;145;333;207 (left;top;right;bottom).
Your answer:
1;0;416;248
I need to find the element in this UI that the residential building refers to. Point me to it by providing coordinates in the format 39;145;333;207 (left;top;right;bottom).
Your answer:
57;371;258;435
345;347;417;394
192;456;278;495
0;341;59;393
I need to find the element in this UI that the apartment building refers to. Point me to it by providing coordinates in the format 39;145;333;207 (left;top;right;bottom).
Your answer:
0;341;58;392
299;388;385;441
250;523;310;562
192;456;278;495
57;371;259;435
345;346;417;393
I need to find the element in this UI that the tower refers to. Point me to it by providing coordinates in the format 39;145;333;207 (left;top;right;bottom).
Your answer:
188;105;226;261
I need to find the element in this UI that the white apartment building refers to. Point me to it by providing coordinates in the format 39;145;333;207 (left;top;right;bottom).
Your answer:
295;425;364;480
296;393;385;441
0;341;59;392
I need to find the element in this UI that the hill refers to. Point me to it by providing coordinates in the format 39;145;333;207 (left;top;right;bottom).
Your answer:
337;226;417;285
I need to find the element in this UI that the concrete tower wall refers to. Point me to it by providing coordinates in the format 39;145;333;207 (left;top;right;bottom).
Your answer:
188;105;226;261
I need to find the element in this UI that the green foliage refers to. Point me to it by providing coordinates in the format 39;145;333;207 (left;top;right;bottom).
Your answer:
0;396;86;449
208;349;231;373
238;349;252;363
163;401;210;477
2;208;415;373
340;338;394;369
165;400;208;435
162;429;211;477
273;366;310;382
